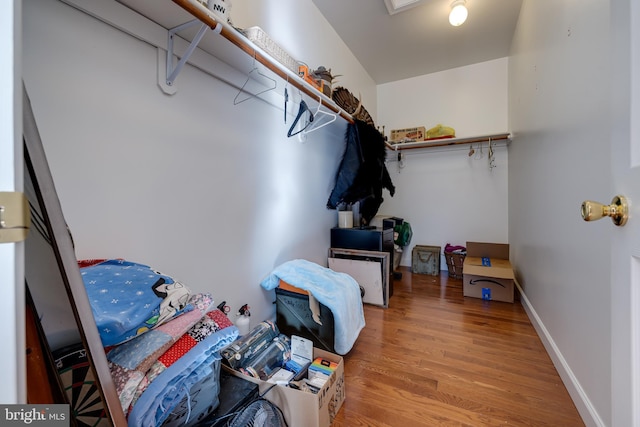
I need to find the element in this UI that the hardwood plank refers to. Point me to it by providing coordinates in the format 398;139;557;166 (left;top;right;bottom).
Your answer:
332;268;584;427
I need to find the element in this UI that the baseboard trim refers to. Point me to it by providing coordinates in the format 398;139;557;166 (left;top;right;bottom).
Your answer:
515;279;605;427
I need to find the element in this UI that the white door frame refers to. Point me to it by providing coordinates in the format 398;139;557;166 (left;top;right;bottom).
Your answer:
610;0;639;425
0;0;25;404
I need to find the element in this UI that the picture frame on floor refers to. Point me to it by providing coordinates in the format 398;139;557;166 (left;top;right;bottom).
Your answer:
328;248;390;308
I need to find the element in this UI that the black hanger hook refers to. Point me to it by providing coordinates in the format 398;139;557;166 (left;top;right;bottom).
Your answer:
287;100;314;137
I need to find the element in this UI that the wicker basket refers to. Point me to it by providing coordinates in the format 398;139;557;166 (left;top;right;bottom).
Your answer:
444;251;466;279
243;27;299;74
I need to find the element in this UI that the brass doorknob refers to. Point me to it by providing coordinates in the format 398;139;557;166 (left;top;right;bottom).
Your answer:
581;195;628;226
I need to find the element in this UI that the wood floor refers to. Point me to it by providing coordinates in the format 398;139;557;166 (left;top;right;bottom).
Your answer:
331;267;585;427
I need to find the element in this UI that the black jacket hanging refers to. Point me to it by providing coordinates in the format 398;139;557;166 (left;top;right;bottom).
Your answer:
327;119;395;225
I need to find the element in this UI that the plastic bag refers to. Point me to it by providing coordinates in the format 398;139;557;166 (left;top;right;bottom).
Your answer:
394;222;413;247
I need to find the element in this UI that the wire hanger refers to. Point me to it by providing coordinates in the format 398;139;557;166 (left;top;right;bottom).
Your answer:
301;94;337;135
287;99;314;137
488;137;496;170
234;56;277;105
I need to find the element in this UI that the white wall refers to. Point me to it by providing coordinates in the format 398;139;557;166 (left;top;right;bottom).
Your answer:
377;59;509;267
509;0;611;425
21;0;375;349
231;0;377;121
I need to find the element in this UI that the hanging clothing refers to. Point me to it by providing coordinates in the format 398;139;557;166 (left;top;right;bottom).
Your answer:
327;119;395;225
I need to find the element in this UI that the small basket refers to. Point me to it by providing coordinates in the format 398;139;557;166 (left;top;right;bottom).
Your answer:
243;27;299;74
444;251;466;279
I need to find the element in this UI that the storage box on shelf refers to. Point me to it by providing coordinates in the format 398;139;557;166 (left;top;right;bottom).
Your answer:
462;242;515;303
389;126;426;143
243;26;299;74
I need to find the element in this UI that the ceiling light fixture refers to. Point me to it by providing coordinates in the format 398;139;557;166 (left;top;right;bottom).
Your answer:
449;0;468;26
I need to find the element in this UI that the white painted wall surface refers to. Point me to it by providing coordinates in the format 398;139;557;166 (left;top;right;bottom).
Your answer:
232;0;378;120
509;0;611;425
21;0;375;348
377;59;509;267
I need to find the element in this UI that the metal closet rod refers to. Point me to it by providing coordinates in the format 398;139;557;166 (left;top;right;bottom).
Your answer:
172;0;354;124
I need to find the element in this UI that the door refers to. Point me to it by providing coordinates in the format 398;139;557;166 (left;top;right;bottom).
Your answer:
0;0;25;404
610;0;640;425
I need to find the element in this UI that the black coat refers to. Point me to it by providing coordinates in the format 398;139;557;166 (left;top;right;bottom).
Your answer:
327;119;395;225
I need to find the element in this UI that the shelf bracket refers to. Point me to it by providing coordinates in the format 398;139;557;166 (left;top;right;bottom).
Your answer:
159;19;222;94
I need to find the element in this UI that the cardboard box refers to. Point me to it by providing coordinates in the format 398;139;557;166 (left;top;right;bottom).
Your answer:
390;126;426;143
463;242;515;303
224;347;345;427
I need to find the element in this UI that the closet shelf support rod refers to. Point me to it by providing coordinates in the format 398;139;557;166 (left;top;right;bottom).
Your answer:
166;20;212;86
172;0;354;124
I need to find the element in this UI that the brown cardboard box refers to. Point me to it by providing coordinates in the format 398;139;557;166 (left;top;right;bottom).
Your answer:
463;242;515;303
390;126;426;143
224;348;345;427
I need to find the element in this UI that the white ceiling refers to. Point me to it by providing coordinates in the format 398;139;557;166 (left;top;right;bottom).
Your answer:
312;0;523;84
113;0;523;85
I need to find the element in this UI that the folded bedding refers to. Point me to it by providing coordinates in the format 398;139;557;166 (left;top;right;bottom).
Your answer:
80;259;193;346
126;313;238;427
127;308;236;412
107;293;215;411
79;258;239;426
260;259;365;355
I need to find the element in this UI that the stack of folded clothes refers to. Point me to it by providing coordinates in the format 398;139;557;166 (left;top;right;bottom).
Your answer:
79;259;239;427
